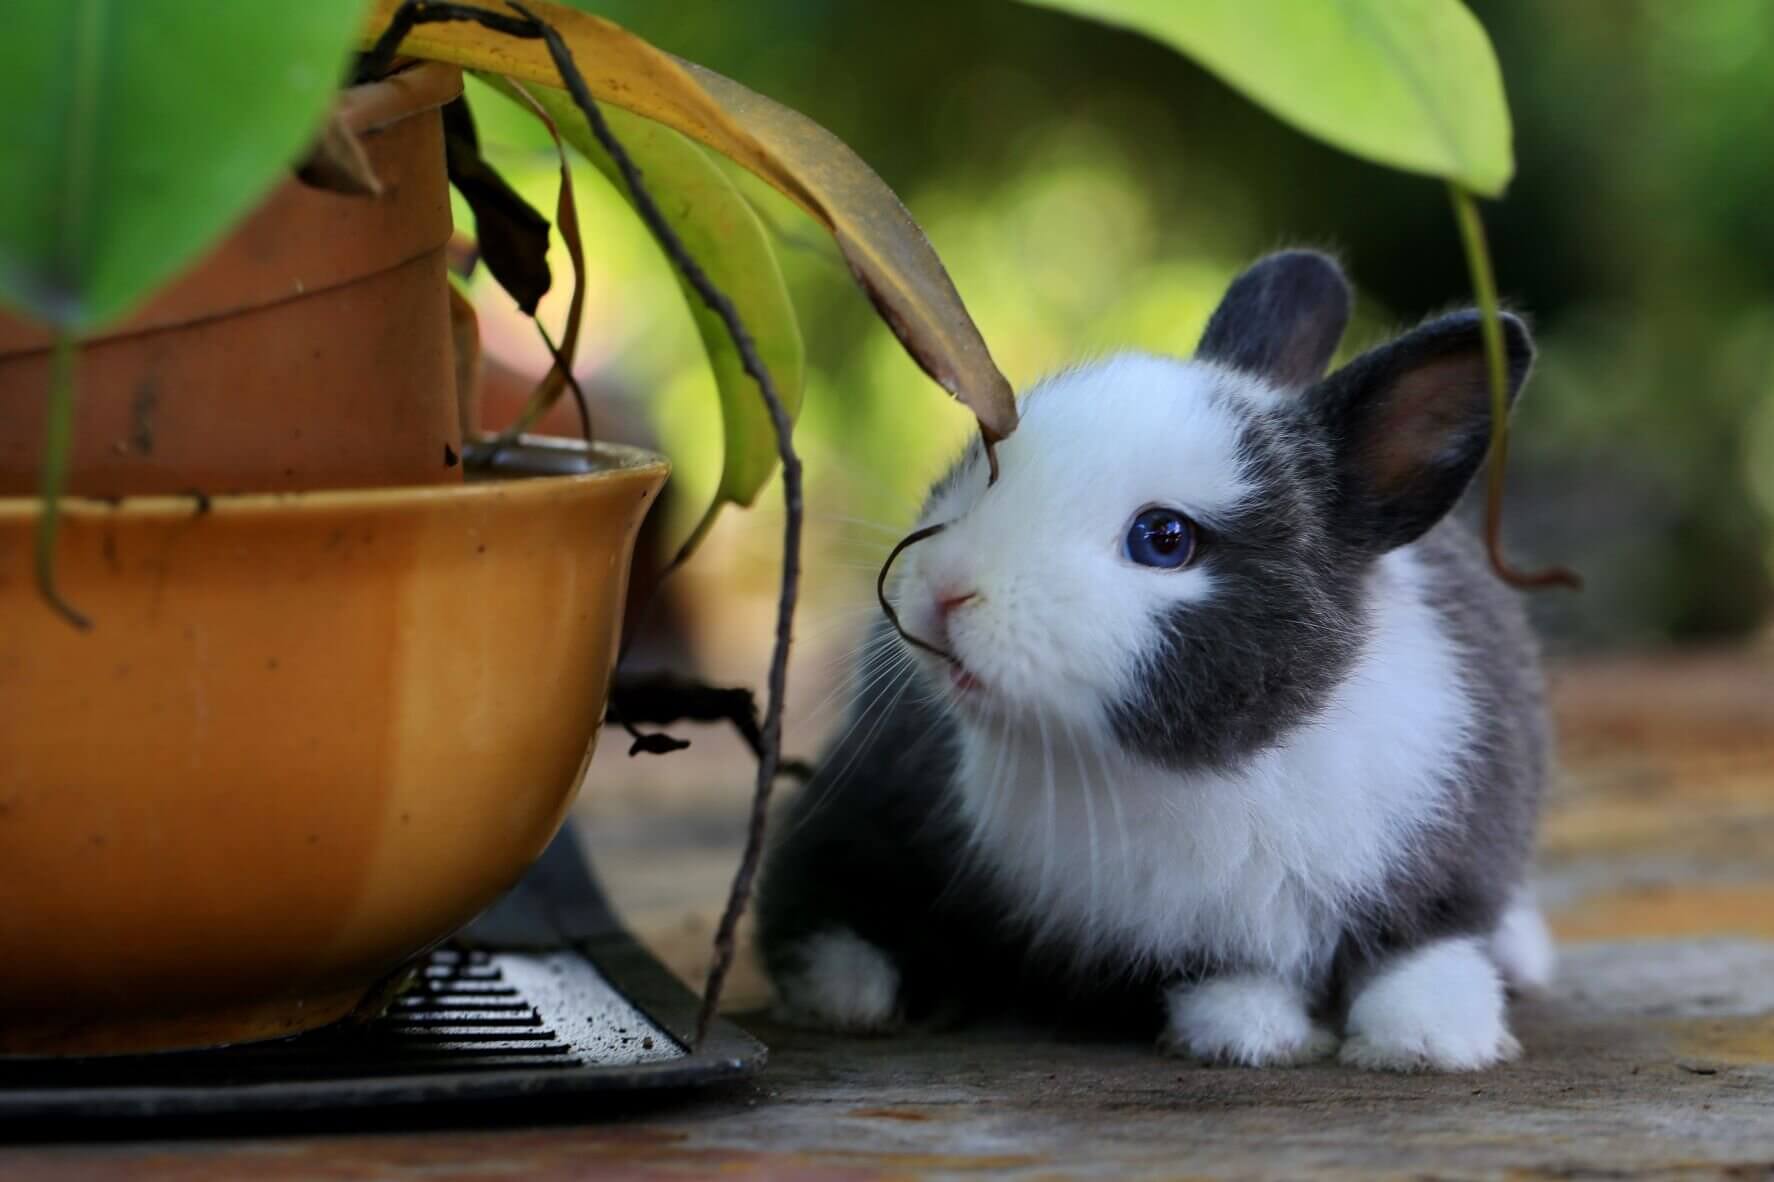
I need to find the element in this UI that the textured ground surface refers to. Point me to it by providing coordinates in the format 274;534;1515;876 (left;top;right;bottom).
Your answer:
6;649;1773;1179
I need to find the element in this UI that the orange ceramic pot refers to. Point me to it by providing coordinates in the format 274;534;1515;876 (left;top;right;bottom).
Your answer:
0;63;466;498
0;442;668;1055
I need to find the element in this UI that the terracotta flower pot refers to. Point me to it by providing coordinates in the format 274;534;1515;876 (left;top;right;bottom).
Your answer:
0;62;466;498
0;442;668;1055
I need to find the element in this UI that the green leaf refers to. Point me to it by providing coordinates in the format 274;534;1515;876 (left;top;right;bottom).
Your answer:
1021;0;1514;195
477;75;805;532
0;0;369;331
363;0;1013;448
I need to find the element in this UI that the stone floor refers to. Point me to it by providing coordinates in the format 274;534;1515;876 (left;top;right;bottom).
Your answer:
5;649;1773;1179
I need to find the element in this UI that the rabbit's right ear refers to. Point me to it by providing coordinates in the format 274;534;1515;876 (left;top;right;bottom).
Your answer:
1313;310;1534;554
1195;250;1351;389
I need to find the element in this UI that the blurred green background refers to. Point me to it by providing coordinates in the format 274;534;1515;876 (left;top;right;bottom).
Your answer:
462;0;1774;662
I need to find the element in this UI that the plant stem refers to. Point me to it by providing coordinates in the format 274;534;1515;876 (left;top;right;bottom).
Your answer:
36;334;91;631
1449;185;1580;591
530;321;593;442
357;1;540;83
504;0;803;1044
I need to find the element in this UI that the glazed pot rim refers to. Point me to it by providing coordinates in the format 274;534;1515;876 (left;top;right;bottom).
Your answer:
0;439;669;522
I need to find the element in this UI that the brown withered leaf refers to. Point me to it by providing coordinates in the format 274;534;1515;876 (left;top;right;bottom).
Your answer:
360;0;1018;445
447;283;482;438
441;95;552;315
494;79;587;438
294;110;384;196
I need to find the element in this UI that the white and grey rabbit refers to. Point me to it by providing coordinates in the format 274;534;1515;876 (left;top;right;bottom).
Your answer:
758;251;1554;1072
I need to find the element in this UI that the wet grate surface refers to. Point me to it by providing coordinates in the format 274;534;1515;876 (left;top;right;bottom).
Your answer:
0;948;681;1094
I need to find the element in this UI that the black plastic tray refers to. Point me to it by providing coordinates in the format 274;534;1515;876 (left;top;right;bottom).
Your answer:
0;825;765;1120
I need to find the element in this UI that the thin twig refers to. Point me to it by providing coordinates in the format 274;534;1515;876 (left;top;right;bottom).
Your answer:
877;522;955;662
505;0;804;1045
357;1;539;83
534;321;593;441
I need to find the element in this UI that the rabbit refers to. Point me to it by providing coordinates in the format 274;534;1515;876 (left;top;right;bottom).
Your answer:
757;250;1555;1072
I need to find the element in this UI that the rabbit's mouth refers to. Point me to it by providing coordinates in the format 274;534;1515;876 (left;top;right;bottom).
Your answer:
949;662;984;695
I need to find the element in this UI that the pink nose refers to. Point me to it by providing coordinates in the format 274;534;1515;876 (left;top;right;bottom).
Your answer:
934;589;979;619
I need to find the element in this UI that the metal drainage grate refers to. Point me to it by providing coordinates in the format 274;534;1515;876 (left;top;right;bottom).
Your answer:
0;946;675;1092
0;827;764;1121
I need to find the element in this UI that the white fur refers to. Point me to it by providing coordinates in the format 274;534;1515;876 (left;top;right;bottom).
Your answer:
937;545;1462;982
901;356;1257;733
1162;975;1338;1066
772;929;901;1032
1341;936;1519;1072
1490;893;1556;993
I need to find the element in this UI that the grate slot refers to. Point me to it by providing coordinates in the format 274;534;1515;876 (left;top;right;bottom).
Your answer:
383;1014;544;1029
385;1030;561;1044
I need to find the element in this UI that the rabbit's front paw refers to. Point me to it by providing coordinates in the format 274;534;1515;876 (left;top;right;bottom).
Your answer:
1161;974;1338;1067
771;928;902;1034
1340;936;1519;1072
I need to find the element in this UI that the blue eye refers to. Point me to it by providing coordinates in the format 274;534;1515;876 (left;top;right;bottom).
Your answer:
1125;507;1197;569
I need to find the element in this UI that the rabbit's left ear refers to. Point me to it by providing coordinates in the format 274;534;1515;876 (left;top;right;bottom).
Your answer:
1195;250;1351;388
1314;310;1534;553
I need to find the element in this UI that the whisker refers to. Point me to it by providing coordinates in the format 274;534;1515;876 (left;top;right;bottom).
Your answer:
797;639;910;736
805;513;912;536
1037;711;1057;910
812;659;920;798
977;705;1016;842
817;561;905;574
1086;723;1133;901
801;610;883;649
801;622;895;678
1064;715;1101;926
775;657;919;841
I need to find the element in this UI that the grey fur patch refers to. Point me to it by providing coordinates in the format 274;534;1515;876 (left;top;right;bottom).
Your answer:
1109;383;1366;771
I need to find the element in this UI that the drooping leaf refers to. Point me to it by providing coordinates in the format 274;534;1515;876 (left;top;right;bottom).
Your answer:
1021;0;1514;196
360;0;1016;445
295;111;384;197
478;75;805;543
0;0;370;330
443;96;553;315
447;282;482;438
485;79;590;440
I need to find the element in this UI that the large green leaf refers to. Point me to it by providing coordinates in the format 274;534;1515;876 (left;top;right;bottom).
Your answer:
478;76;805;540
1021;0;1514;195
0;0;369;331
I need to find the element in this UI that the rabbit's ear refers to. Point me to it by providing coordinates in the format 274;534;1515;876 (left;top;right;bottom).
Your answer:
1195;250;1351;389
1314;310;1534;553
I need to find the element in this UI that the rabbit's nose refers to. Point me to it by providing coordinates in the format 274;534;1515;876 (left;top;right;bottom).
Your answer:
934;588;979;619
